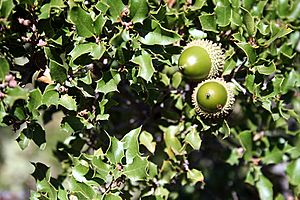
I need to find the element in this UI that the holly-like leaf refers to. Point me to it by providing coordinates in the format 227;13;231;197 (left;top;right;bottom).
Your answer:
4;86;29;107
122;126;141;164
0;57;9;81
264;22;293;46
96;71;121;94
106;137;124;164
236;42;256;64
94;14;107;35
256;62;276;75
256;175;273;200
129;0;148;24
286;158;300;185
139;131;156;154
132;50;155;82
140;20;181;45
69;6;95;37
184;127;201;150
187;169;204;185
161;125;184;155
242;7;256;36
215;0;231;27
72;160;89;182
262;146;283;164
172;72;182;89
199;13;218;33
42;88;59;107
58;189;68;200
59;94;77;111
69;43;98;63
124;156;148;181
36;179;58;200
0;0;14;18
92;157;111;181
106;0;125;23
17;122;46;150
239;130;253;161
69;177;96;199
49;59;67;83
27;88;43;111
104;193;122;200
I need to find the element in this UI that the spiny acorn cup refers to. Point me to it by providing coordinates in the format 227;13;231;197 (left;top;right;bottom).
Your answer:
192;78;235;119
178;39;224;81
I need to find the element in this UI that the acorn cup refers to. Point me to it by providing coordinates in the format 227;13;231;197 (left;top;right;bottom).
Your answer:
178;39;224;81
192;78;235;119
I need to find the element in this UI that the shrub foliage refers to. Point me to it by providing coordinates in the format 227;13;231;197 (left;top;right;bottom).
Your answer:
0;0;300;199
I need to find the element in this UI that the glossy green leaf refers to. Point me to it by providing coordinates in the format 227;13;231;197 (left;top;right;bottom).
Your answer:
171;72;182;89
139;131;156;154
215;0;231;27
69;43;98;63
236;42;256;64
184;127;201;150
72;160;89;182
58;189;68;200
69;177;96;199
104;193;122;200
226;148;243;165
18;122;46;150
129;0;148;23
199;13;218;33
256;62;276;75
276;0;290;18
17;131;31;150
192;0;206;10
223;58;236;76
124;156;148;181
49;59;67;83
4;86;29;107
162;125;184;155
94;14;107;35
92;157;111;180
27;89;43;111
36;179;57;200
187;169;204;185
239;130;252;161
69;6;95;37
132;50;155;82
106;0;125;23
139;20;181;45
256;175;273;200
42;89;59;107
96;71;121;94
122;126;141;164
242;7;256;36
264;22;293;46
0;0;14;18
287;158;300;185
262;147;283;164
106;137;124;164
0;57;9;81
59;94;77;111
231;10;243;26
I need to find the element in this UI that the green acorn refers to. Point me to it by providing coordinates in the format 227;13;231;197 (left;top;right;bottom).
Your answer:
178;39;224;81
192;78;235;119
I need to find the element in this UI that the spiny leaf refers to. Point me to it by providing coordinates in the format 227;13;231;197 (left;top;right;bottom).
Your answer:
132;50;155;82
121;126;141;164
69;6;95;37
106;137;124;164
123;156;148;181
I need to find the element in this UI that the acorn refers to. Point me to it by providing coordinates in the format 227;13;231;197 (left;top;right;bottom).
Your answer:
178;39;224;81
192;78;235;119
